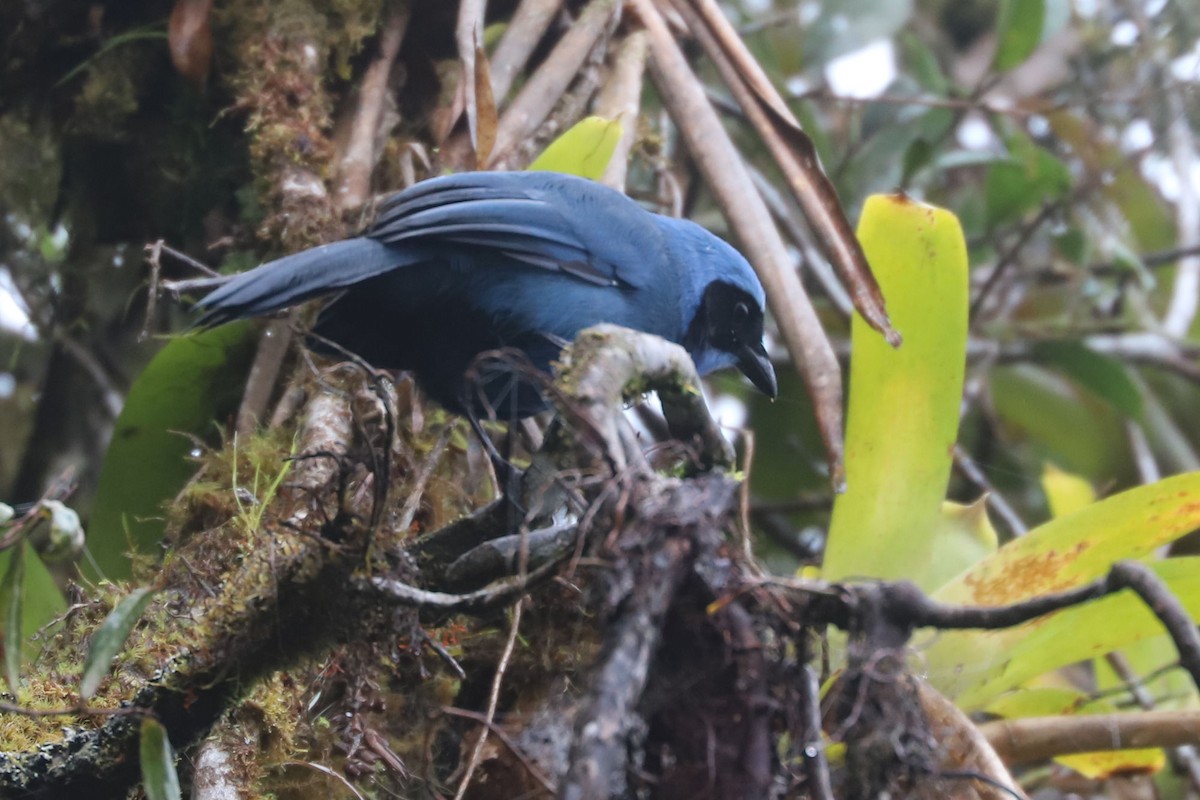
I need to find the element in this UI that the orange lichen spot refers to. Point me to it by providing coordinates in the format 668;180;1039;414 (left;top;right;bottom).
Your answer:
961;541;1092;605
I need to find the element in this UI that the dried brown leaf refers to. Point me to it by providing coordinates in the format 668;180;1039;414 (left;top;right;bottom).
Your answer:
474;46;498;168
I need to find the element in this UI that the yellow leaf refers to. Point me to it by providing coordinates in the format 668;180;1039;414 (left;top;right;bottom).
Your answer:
1042;463;1096;518
527;116;623;180
823;194;968;590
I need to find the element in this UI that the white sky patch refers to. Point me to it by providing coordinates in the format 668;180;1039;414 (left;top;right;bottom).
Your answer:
1172;39;1200;82
824;39;896;99
1121;118;1154;152
797;1;821;26
0;373;14;399
1141;151;1200;203
957;114;996;150
1110;20;1139;47
786;74;812;95
0;267;37;341
709;392;749;445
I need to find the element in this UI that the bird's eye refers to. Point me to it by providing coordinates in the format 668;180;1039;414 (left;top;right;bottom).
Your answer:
733;302;749;323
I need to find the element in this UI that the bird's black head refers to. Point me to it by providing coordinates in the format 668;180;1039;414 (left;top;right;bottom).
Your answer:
684;281;778;398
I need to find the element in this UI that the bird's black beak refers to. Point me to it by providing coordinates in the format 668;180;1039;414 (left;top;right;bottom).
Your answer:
737;341;777;398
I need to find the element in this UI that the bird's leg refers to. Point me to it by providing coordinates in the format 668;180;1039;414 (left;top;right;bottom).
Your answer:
466;412;526;516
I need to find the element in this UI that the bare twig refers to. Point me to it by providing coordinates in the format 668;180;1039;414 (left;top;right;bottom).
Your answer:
441;707;555;793
748;165;853;318
593;31;648;190
489;0;619;165
452;598;525;800
799;664;834;800
980;709;1200;766
631;0;847;488
333;0;408;211
951;446;1028;536
58;335;123;419
489;0;563;103
970;202;1060;323
142;239;164;341
1108;561;1200;695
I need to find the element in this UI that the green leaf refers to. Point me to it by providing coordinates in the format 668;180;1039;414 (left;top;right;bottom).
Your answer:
921;498;999;590
900;138;934;185
994;0;1045;71
527;116;622;180
1;544;24;693
1041;463;1095;518
80;587;156;699
988;364;1130;480
140;717;181;800
985;135;1071;227
1032;340;1143;419
921;469;1200;705
0;542;68;679
823;195;969;589
89;324;257;582
930;557;1200;708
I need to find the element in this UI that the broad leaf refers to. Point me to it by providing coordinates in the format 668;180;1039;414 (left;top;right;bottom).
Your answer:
89;323;256;581
994;0;1045;71
824;195;968;589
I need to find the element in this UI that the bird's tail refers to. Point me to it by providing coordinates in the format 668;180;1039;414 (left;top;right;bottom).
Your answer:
193;238;403;328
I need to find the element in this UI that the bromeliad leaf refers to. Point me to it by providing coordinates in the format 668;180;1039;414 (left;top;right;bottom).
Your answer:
140;717;182;800
823;194;968;589
527;116;622;180
2;544;24;693
80;587;157;700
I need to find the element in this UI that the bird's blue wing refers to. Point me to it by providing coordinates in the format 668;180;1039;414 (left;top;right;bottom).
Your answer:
194;172;670;329
193;238;422;327
368;172;667;289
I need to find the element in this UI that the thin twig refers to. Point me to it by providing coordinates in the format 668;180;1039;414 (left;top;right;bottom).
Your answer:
394;425;453;535
236;318;292;435
951;446;1027;536
333;1;408;211
980;709;1200;765
970;202;1060;323
452;598;525;800
490;0;619;165
799;664;834;800
58;335;123;419
488;0;562;104
1108;561;1200;695
594;30;648;190
442;706;556;793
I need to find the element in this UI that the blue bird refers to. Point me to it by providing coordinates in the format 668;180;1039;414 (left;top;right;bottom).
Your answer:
195;171;777;418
